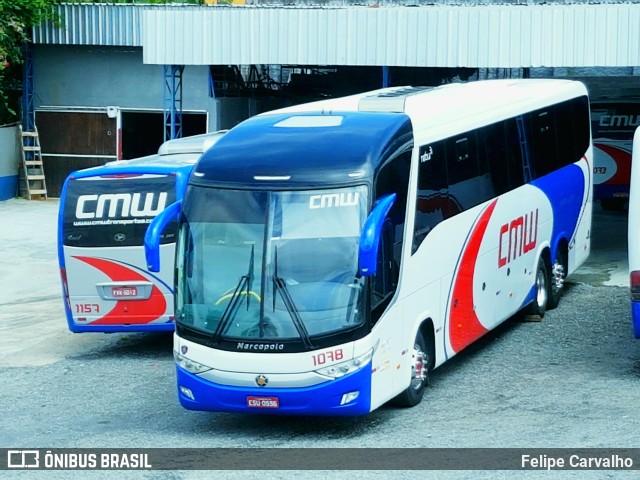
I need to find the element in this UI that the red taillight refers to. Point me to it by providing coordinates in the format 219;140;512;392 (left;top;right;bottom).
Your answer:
60;268;71;309
630;271;640;301
99;174;142;179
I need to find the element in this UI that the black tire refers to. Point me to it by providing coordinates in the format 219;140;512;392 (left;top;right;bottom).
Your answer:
547;249;565;310
392;329;430;408
526;258;549;318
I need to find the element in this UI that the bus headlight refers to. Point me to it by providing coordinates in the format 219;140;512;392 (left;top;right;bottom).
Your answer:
174;350;212;374
315;349;373;378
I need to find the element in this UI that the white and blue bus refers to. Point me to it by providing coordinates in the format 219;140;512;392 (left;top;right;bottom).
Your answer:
146;80;592;415
58;131;226;333
628;125;640;338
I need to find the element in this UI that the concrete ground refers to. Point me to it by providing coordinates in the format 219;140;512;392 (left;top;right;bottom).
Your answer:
0;197;630;369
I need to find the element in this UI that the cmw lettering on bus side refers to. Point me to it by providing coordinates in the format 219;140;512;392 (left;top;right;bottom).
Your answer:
599;115;640;128
75;193;168;220
309;192;359;209
498;209;538;268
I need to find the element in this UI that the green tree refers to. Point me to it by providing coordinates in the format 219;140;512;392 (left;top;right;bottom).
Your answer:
0;0;56;124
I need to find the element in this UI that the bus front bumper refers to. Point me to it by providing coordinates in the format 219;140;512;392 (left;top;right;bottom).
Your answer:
176;364;372;416
67;321;174;333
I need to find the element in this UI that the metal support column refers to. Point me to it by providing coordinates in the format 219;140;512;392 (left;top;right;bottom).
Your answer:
382;66;391;88
163;65;185;141
21;43;35;132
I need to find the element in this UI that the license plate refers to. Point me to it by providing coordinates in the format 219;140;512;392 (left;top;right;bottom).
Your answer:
247;396;279;409
112;286;138;297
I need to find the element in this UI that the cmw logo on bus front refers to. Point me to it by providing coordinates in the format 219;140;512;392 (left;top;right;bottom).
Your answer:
75;193;168;219
308;192;359;209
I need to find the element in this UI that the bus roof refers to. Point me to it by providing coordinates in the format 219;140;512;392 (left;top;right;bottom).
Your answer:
193;111;413;189
158;130;228;156
263;79;588;144
67;130;228;179
193;79;586;189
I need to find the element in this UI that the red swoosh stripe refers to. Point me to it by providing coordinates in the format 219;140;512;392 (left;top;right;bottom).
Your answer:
595;143;631;185
74;256;167;325
448;200;497;353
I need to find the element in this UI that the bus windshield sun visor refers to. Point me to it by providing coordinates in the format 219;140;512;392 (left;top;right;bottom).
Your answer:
358;194;396;276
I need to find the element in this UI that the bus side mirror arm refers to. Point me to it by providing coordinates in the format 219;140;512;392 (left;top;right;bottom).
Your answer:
358;193;396;277
144;200;182;273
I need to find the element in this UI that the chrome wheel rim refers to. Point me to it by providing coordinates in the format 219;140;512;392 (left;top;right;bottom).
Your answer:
536;268;547;308
410;344;428;390
551;261;565;295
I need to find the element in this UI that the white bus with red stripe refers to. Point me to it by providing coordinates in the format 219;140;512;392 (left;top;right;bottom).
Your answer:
58;131;226;332
146;80;592;415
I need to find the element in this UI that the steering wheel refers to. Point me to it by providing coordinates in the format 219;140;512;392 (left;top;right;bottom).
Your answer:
214;290;261;306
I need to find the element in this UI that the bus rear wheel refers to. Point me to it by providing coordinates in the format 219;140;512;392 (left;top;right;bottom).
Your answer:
526;258;549;318
392;330;430;408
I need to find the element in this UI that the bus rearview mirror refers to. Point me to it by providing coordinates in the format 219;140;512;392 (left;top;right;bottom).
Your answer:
145;200;182;272
358;193;396;277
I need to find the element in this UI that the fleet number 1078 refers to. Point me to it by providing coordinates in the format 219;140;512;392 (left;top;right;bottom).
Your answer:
311;348;344;366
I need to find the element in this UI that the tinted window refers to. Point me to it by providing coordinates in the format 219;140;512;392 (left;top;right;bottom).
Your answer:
411;94;591;254
63;176;177;247
413;142;451;252
372;151;411;315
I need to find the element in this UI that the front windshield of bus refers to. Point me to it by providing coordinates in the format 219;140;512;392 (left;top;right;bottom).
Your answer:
176;185;368;346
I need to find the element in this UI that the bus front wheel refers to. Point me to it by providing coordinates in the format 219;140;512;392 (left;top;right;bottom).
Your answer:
392;330;430;408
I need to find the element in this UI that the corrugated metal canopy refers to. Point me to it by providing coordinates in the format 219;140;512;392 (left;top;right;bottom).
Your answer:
34;4;640;68
143;4;640;68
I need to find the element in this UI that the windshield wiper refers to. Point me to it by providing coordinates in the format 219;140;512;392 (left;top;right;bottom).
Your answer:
271;247;314;349
210;245;254;344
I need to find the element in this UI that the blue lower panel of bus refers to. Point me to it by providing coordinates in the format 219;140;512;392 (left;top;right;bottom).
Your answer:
631;302;640;339
594;184;629;202
68;321;174;333
176;364;372;416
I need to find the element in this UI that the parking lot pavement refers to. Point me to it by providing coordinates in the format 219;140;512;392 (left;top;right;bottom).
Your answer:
0;198;119;368
570;205;629;288
0;196;630;370
2;197;640;480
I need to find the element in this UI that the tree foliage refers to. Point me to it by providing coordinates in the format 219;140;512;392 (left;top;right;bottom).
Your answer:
0;0;56;124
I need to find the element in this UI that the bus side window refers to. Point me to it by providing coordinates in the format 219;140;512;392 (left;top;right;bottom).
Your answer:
372;150;411;320
566;96;591;162
554;101;577;168
446;131;496;211
413;141;448;253
504;118;525;190
371;220;395;317
447;135;479;185
485;122;510;195
574;96;591;158
529;108;559;177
